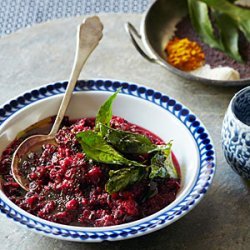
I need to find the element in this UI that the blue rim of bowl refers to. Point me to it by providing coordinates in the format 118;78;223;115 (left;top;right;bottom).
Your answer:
0;79;216;242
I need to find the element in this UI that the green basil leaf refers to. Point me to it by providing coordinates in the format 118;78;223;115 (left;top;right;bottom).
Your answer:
214;11;243;62
100;124;156;154
100;124;173;155
187;0;222;50
188;0;249;62
105;167;146;194
164;152;178;179
148;140;173;154
95;88;121;131
149;153;168;179
76;130;145;167
149;142;178;179
200;0;250;41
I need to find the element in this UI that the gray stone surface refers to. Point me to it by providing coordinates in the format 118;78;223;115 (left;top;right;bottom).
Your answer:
0;14;249;250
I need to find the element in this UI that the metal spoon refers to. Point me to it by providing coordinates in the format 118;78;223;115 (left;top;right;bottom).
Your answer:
11;16;103;191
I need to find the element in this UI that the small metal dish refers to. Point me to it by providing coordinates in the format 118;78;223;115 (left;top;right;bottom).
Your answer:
125;0;250;87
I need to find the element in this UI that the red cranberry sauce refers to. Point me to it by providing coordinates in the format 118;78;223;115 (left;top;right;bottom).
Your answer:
0;116;180;227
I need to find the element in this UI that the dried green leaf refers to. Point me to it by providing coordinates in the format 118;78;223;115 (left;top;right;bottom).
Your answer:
76;130;145;167
105;167;146;194
149;141;178;179
95;88;121;131
100;124;173;155
188;0;250;62
214;11;243;62
188;0;222;50
200;0;250;41
100;124;156;154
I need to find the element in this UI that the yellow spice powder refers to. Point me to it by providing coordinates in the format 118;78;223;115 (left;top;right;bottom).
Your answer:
165;37;205;71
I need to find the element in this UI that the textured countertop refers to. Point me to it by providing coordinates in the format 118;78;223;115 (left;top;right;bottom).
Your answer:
0;14;249;250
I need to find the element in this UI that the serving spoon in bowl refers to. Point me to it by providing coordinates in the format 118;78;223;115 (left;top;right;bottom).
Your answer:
10;16;103;191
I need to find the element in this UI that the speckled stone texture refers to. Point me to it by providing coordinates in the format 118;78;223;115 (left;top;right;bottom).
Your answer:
0;14;249;250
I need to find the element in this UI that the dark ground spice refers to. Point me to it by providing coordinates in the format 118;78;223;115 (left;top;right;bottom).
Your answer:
174;16;250;79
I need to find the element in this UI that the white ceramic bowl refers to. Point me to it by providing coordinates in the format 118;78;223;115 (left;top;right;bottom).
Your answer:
0;79;215;242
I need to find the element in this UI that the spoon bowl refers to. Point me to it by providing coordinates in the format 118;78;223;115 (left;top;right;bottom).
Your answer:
12;134;57;191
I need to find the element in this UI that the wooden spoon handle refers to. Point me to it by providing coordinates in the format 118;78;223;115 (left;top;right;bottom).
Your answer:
49;16;103;136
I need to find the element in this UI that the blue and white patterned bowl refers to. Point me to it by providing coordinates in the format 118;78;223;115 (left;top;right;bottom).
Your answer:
0;79;215;242
222;86;250;179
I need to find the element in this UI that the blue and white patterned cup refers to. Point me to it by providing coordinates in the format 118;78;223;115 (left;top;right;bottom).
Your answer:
222;86;250;179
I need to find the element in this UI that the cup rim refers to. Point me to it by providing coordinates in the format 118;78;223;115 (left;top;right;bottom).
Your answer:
229;86;250;128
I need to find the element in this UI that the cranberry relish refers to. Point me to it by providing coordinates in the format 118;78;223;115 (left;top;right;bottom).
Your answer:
0;116;180;227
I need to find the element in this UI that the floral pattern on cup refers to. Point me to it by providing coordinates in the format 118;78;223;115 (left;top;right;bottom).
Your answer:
222;87;250;179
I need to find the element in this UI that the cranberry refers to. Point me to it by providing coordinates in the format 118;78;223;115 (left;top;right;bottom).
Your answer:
25;195;39;207
85;166;103;184
66;199;78;210
28;172;38;180
43;201;56;214
121;199;138;216
81;198;88;206
95;215;117;227
54;211;72;224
